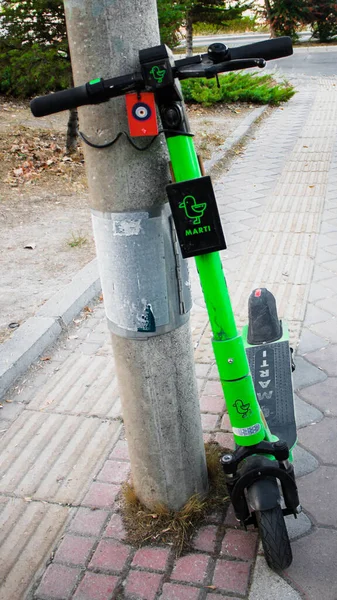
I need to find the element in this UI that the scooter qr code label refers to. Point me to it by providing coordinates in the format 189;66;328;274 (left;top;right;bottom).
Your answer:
232;424;261;437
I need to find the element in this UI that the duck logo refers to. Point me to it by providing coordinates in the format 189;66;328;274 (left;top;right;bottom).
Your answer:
233;399;252;419
179;195;207;225
149;65;166;84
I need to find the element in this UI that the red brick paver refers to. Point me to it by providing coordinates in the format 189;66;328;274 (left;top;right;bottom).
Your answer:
160;582;201;599
221;529;258;560
109;440;129;461
82;482;119;509
192;525;218;552
70;508;109;537
104;513;127;540
212;559;251;596
131;547;170;571
89;539;131;572
97;459;130;484
199;395;224;413
171;553;211;585
201;413;219;431
35;564;80;599
73;572;119;600
124;570;163;600
54;534;96;566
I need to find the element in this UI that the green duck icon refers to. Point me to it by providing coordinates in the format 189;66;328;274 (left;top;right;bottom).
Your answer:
179;195;207;225
149;65;166;83
233;399;251;416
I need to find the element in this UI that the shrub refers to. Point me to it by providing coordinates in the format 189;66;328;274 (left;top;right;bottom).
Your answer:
0;44;71;97
181;72;295;107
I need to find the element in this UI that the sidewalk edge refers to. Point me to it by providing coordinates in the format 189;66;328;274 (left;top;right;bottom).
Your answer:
0;259;100;399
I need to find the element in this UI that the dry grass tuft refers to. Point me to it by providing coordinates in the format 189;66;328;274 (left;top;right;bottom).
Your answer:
120;442;230;555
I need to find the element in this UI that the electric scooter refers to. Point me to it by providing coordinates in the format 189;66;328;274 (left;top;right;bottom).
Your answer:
30;35;300;571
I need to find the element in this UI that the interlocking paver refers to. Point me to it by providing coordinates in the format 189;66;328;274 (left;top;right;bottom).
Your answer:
54;534;96;566
35;564;80;599
103;513;127;540
298;466;337;526
89;539;131;572
72;572;119;600
82;482;120;509
69;508;109;537
220;529;258;560
212;559;251;596
160;583;201;600
171;554;211;585
124;570;163;600
131;547;170;571
192;525;218;553
287;529;337;600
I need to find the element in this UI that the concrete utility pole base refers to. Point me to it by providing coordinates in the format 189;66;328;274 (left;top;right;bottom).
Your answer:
112;321;208;510
64;0;208;510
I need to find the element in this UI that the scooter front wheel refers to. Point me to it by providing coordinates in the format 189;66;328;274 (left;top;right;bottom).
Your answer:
255;505;292;571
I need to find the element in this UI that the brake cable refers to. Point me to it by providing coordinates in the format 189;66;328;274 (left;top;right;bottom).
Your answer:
79;128;194;151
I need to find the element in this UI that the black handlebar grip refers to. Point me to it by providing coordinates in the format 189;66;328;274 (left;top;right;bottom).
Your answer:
30;84;90;117
230;36;293;62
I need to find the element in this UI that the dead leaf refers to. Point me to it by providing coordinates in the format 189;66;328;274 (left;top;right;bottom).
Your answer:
206;586;217;590
83;306;93;313
309;185;315;188
41;356;51;361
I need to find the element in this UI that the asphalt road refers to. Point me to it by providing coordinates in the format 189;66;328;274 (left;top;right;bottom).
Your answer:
264;46;337;78
181;32;337;79
191;31;311;48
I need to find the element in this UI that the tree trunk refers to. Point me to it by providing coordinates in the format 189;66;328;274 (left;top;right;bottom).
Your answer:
186;13;193;56
264;0;276;38
66;108;79;154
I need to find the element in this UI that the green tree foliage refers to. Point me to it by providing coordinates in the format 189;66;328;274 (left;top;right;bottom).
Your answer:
262;0;309;40
185;0;248;53
0;0;71;96
157;0;193;46
307;1;337;42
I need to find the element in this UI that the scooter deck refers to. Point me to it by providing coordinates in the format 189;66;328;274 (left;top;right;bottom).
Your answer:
243;331;297;451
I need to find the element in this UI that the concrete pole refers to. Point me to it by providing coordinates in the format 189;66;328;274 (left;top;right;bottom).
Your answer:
63;0;208;510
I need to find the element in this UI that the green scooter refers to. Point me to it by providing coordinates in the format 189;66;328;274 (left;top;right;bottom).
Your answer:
31;35;300;571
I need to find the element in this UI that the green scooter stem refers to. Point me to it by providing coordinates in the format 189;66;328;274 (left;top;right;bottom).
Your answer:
167;134;270;447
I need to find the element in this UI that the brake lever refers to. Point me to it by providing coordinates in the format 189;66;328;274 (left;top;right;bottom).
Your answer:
205;58;266;78
177;57;266;81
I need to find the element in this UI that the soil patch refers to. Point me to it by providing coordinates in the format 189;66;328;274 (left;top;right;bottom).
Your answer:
0;96;253;343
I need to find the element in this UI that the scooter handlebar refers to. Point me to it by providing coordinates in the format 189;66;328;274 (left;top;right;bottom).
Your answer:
30;84;90;117
229;36;293;62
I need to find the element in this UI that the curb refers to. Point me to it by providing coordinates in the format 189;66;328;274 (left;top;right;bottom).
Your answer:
0;259;100;399
204;105;267;172
0;104;268;400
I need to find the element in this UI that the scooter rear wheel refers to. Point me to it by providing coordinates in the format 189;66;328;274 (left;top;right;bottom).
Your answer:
255;505;292;571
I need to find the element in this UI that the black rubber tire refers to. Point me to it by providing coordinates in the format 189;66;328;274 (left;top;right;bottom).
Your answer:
255;505;292;571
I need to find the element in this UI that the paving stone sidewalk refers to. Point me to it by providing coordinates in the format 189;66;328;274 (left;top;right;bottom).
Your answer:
1;75;337;600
